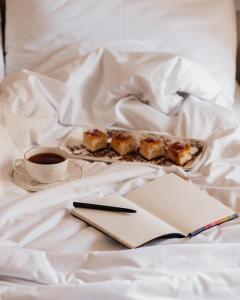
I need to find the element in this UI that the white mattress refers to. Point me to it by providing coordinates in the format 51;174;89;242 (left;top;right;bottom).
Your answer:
4;0;237;107
0;47;240;299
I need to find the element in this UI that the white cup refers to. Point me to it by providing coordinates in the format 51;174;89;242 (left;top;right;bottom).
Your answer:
15;147;69;184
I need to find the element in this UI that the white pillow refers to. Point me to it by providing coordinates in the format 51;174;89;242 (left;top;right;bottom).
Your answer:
5;0;237;106
0;48;222;129
54;48;222;125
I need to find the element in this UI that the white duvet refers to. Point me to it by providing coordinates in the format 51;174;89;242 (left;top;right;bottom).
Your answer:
1;46;240;299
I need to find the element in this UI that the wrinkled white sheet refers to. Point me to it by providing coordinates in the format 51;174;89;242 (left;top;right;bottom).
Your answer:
5;0;237;105
1;47;240;299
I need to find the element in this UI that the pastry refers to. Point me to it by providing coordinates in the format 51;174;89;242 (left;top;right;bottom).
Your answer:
82;129;108;152
167;141;192;165
110;131;136;156
139;137;164;160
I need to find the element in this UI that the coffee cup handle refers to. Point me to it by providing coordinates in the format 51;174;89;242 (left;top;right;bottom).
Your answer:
13;159;25;174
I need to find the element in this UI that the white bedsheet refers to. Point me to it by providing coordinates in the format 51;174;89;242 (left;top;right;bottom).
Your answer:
5;0;237;106
1;48;240;299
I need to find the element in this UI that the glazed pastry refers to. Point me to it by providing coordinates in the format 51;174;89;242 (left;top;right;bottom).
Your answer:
82;129;108;152
167;141;192;165
139;137;164;160
111;131;136;156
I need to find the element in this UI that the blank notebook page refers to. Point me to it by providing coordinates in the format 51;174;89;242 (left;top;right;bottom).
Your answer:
127;174;235;236
72;195;181;248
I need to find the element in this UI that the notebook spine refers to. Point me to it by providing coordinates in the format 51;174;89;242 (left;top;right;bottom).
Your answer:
188;213;238;238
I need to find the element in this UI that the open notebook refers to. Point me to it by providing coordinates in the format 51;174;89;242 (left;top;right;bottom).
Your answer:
72;173;237;248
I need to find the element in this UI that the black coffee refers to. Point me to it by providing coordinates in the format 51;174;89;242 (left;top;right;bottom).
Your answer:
28;153;65;165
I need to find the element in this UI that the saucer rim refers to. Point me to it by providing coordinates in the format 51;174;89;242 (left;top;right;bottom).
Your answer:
11;160;83;192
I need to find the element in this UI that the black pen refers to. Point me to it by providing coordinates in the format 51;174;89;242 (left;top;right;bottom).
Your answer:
73;202;137;213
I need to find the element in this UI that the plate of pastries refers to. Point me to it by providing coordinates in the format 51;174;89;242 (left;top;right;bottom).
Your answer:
64;128;207;170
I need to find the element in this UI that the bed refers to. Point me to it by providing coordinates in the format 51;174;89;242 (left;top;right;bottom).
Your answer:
0;0;240;299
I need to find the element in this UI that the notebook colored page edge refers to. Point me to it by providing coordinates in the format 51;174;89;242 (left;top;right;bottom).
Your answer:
188;213;238;237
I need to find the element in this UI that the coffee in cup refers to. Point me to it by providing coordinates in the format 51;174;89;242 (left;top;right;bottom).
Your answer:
28;152;66;165
15;147;69;184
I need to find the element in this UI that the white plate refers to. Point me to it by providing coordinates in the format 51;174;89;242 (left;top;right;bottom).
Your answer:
62;127;207;170
11;160;83;192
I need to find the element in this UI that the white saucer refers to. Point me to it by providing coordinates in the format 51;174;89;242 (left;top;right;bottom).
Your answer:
12;160;83;192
